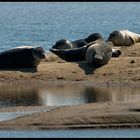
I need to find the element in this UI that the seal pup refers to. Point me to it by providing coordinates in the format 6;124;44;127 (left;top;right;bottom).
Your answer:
0;46;46;69
85;39;113;67
108;30;140;46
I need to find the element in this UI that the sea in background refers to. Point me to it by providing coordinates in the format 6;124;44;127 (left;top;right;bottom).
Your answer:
0;2;140;52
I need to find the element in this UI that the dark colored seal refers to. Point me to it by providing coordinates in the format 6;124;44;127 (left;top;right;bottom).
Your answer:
0;46;46;69
49;46;86;62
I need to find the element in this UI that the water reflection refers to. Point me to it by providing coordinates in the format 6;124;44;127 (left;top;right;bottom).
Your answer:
0;83;140;107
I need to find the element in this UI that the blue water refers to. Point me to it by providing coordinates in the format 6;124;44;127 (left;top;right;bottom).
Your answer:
0;129;140;138
0;2;140;51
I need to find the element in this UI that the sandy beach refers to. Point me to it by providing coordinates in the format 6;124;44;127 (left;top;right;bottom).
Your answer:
0;43;140;130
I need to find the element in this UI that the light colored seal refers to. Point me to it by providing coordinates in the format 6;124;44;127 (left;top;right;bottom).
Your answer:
85;39;113;66
0;46;46;69
108;30;140;46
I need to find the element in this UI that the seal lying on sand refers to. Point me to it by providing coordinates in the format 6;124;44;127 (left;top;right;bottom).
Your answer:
50;36;121;64
0;46;46;69
108;30;140;46
50;38;115;67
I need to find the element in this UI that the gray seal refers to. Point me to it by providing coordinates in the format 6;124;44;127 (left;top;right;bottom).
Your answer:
0;46;46;69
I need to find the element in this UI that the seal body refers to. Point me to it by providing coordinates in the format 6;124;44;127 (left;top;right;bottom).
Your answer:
49;47;86;62
0;46;46;69
108;30;140;46
85;40;112;67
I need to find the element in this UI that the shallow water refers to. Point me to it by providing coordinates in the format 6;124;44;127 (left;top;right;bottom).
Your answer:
0;128;140;138
0;83;140;107
0;2;140;51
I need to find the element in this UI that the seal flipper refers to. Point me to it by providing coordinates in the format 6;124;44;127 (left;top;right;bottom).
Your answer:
112;49;121;57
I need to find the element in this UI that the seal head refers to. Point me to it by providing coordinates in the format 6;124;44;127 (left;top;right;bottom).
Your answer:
52;39;73;49
32;47;46;66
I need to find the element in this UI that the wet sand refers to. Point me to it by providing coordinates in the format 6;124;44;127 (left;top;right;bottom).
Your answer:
0;43;140;130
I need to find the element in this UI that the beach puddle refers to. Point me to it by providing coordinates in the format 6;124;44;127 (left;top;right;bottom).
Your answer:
0;82;140;107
